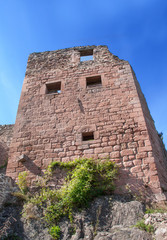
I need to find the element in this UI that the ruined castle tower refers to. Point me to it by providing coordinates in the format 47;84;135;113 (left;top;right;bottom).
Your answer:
6;45;167;201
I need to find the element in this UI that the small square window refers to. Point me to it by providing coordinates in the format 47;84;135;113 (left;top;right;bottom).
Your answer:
86;76;102;87
46;82;61;94
80;49;93;61
82;132;94;141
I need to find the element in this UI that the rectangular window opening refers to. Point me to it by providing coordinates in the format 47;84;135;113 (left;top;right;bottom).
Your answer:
80;49;93;61
82;132;94;141
86;76;102;87
46;82;61;94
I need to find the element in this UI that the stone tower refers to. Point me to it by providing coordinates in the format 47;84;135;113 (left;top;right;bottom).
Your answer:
6;45;167;201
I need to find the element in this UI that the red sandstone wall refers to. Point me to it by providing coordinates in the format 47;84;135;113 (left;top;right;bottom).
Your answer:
6;45;167;201
132;69;167;200
0;125;14;167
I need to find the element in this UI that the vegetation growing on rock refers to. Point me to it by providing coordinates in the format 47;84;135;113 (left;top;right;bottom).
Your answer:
21;158;118;239
134;219;154;233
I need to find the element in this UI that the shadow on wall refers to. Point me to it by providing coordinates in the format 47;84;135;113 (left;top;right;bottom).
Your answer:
115;168;157;204
18;157;43;177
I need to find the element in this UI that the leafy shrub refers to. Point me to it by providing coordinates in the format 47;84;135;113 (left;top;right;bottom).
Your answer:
49;225;61;239
22;158;118;238
134;219;154;233
45;158;118;224
145;207;167;214
17;171;28;194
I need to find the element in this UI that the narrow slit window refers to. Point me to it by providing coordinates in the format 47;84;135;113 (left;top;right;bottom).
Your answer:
86;76;102;87
82;132;94;141
80;49;93;61
46;82;61;94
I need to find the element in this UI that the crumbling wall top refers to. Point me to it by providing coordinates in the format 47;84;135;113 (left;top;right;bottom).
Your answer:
25;45;125;76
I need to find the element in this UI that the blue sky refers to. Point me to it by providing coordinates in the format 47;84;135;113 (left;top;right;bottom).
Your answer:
0;0;167;145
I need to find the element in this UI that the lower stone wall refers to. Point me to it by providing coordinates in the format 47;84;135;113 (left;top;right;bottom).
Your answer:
0;125;14;167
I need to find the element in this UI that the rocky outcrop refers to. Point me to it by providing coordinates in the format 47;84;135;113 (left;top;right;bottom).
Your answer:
144;213;167;240
1;174;167;240
0;174;23;239
9;195;152;240
0;124;14;168
0;174;18;210
57;196;152;240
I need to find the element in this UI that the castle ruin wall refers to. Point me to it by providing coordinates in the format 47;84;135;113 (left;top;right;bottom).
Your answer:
6;45;167;201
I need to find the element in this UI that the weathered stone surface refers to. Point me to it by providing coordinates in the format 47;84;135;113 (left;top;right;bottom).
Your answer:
0;124;14;167
0;188;154;240
21;218;52;240
0;174;51;240
0;174;18;210
144;213;167;240
94;227;152;240
57;195;152;240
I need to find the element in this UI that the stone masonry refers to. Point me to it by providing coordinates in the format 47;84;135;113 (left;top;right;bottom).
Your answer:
0;125;14;167
6;45;167;201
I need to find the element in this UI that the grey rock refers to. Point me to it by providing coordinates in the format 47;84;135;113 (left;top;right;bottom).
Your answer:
0;175;153;240
0;174;18;210
94;227;152;240
22;218;52;240
58;195;152;240
144;213;167;240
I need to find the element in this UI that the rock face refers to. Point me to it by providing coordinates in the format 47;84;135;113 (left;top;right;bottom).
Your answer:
12;195;152;240
58;196;152;240
0;176;153;240
2;174;167;240
0;174;18;210
144;213;167;240
0;125;14;167
0;174;23;239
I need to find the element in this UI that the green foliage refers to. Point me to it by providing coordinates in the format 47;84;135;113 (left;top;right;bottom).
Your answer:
145;207;167;214
134;219;154;233
17;171;28;194
45;158;117;224
61;158;117;207
22;158;118;239
49;225;61;239
28;188;60;206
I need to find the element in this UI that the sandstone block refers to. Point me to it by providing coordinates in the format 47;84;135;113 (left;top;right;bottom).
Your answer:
136;152;148;159
121;149;134;156
110;151;120;158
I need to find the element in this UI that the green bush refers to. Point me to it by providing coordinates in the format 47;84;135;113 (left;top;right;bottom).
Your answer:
22;158;118;238
49;225;61;239
145;207;167;214
17;171;28;194
45;158;118;223
134;219;154;233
